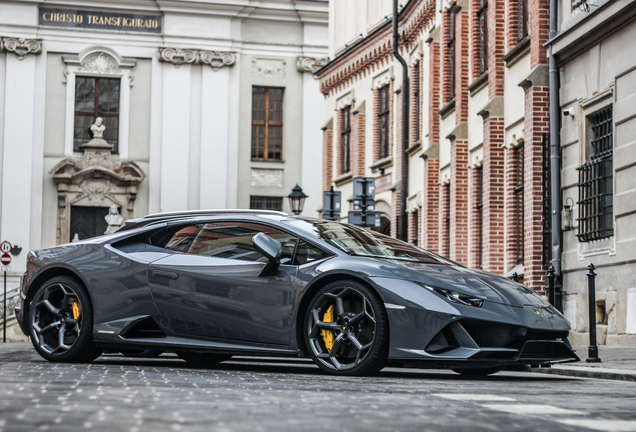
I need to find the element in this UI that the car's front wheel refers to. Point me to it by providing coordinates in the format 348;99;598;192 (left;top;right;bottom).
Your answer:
29;276;102;363
304;280;388;376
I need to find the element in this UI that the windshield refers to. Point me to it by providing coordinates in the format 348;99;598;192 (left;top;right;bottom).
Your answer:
286;219;453;265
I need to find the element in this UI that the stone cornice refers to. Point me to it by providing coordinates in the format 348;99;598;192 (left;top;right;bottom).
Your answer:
158;48;235;70
1;37;42;60
316;0;436;97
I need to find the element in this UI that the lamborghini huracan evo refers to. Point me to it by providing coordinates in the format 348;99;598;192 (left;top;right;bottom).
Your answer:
15;210;579;376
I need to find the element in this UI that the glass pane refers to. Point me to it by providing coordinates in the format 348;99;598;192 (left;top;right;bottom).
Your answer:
252;87;266;121
75;77;95;113
102;116;119;152
294;241;330;265
98;78;120;114
73;115;94;150
164;225;203;252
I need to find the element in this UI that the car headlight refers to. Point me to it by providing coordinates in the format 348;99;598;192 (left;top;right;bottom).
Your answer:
421;283;485;308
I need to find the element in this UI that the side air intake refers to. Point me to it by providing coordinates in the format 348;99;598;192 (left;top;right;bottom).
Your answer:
120;317;167;339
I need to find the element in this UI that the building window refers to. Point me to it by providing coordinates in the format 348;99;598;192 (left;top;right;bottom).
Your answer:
514;144;525;264
577;105;614;242
517;0;529;41
443;183;451;257
475;167;484;269
74;77;120;152
379;85;391;159
447;9;456;100
410;209;420;246
250;196;283;212
478;0;488;74
341;106;352;174
251;87;284;161
413;61;421;142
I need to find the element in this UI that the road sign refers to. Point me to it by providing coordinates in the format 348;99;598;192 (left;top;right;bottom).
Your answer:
352;177;375;201
347;211;381;228
0;254;10;266
1;265;10;272
323;187;342;221
0;241;11;254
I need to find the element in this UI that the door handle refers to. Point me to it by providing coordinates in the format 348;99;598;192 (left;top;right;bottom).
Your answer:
151;270;179;280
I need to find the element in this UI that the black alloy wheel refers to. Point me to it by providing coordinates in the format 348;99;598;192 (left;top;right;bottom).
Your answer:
29;276;102;363
304;280;388;376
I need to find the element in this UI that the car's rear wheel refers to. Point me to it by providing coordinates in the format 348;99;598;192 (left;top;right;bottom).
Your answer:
177;351;232;367
304;280;388;376
451;366;506;377
29;276;102;363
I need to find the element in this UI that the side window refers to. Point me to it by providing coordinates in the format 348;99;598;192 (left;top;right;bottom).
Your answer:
162;225;202;252
188;222;297;264
294;241;330;265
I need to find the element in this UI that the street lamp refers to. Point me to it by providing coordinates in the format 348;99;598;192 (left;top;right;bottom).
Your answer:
287;184;308;215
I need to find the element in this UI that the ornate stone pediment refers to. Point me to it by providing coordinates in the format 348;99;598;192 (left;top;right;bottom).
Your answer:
50;121;146;244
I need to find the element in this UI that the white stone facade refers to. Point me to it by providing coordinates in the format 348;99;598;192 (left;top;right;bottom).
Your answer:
0;0;328;282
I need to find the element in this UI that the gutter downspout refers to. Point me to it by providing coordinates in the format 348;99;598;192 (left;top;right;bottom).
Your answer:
393;0;409;242
548;0;563;310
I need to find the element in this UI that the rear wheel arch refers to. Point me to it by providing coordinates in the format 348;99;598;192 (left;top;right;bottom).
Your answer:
25;267;90;314
294;272;387;357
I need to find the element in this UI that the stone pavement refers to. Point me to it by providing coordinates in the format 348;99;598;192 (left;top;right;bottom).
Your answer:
525;345;636;382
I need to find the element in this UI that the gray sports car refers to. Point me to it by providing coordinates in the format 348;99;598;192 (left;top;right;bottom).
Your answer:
15;210;579;376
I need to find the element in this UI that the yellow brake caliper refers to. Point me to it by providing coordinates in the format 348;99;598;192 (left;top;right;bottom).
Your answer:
321;305;335;352
71;300;81;331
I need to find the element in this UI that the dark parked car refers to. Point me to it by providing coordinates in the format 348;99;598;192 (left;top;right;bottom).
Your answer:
16;210;579;376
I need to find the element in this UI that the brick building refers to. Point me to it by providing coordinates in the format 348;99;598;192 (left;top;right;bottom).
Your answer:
316;0;552;293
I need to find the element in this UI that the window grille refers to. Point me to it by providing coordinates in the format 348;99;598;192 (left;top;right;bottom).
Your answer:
477;0;488;73
413;62;421;142
378;85;391;159
475;167;483;269
542;133;551;266
74;77;120;152
443;183;451;257
448;9;456;100
250;196;283;212
251;87;284;161
577;106;614;242
341;106;351;174
515;144;525;265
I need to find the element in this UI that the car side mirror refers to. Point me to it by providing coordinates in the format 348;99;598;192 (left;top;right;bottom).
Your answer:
252;233;282;276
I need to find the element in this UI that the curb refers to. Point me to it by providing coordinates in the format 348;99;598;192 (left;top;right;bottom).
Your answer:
526;365;636;382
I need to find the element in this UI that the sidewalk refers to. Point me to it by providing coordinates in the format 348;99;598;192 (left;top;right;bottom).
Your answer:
525;345;636;382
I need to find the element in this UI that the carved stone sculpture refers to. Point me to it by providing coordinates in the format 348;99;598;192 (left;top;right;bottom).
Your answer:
2;37;42;60
104;205;124;235
90;117;106;139
296;56;329;75
158;48;236;70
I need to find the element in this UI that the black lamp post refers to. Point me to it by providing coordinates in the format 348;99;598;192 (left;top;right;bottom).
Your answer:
287;184;308;215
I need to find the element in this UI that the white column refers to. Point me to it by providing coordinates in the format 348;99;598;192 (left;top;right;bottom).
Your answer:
301;72;325;216
160;64;191;212
199;66;231;209
148;57;164;214
1;55;37;271
225;58;240;209
29;53;46;252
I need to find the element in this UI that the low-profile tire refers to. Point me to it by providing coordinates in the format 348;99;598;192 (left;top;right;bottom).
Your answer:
451;366;506;377
28;276;102;363
176;351;232;367
304;279;388;376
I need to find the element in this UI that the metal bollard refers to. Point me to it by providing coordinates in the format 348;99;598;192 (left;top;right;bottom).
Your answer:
512;272;519;283
586;263;601;363
547;266;556;307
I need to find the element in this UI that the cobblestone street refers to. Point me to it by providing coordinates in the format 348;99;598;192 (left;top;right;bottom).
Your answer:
1;343;636;432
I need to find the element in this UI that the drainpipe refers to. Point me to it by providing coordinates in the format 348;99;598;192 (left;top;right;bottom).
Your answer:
548;0;563;308
393;0;409;242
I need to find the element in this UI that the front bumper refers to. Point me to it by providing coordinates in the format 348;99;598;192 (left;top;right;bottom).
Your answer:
371;277;579;367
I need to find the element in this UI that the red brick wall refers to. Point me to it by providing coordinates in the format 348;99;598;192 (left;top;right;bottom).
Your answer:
352;110;366;177
482;116;505;273
470;0;481;80
441;10;452;103
322;128;333;192
506;0;521;48
488;0;506;98
410;61;423;147
523;85;549;293
450;139;469;264
373;88;381;162
529;0;549;68
423;158;440;253
455;9;470;123
504;144;523;270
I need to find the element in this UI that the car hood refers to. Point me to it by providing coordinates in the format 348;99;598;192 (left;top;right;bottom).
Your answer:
370;259;549;308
